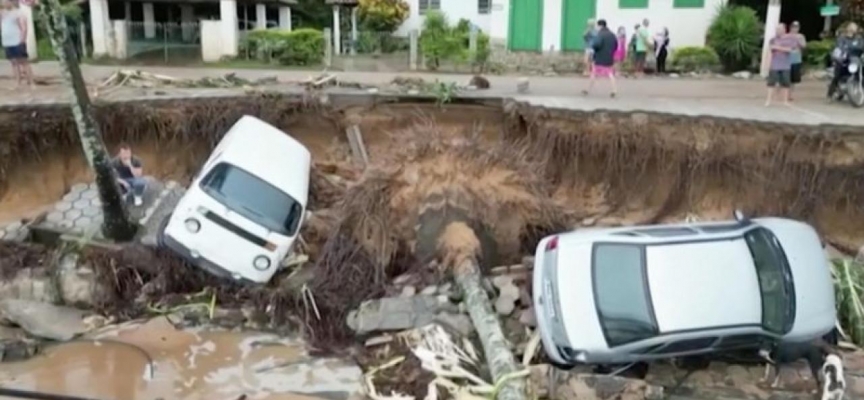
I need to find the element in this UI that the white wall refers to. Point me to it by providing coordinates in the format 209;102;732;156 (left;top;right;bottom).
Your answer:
596;0;725;48
488;0;508;44
396;0;491;36
201;20;224;62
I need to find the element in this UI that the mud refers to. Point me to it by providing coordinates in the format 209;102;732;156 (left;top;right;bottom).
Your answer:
0;317;361;400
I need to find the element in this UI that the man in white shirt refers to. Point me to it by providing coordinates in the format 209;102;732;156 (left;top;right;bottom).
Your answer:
1;0;33;88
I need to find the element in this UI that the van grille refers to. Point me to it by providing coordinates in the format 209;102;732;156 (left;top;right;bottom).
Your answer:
203;211;268;248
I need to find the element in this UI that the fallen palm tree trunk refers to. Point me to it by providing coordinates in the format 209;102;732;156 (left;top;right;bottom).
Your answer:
437;219;526;400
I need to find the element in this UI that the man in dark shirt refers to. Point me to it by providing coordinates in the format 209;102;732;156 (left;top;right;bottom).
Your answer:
582;19;618;97
111;144;146;206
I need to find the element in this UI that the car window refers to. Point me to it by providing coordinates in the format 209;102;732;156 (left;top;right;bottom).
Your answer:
593;244;657;347
200;162;303;236
744;228;793;334
654;337;718;354
632;227;697;237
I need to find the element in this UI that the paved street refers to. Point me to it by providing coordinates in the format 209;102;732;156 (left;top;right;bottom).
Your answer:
0;62;862;126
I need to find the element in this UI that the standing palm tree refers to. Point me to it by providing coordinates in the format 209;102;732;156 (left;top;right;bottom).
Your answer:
36;0;137;240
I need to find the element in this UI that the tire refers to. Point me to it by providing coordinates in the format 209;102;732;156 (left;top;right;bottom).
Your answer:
156;213;171;249
849;82;864;108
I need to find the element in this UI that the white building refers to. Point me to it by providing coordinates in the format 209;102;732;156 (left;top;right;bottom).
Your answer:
396;0;725;51
87;0;295;61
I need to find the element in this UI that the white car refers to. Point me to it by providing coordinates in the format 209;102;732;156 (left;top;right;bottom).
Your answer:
159;116;311;284
533;214;836;366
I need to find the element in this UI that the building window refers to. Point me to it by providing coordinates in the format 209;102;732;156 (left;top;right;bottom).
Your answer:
419;0;441;14
673;0;704;8
619;0;648;8
479;0;491;14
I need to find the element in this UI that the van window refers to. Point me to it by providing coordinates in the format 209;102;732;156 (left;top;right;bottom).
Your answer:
593;243;658;347
200;162;303;236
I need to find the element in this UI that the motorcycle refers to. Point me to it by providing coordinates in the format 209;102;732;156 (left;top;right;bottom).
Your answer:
829;45;864;107
846;56;864;107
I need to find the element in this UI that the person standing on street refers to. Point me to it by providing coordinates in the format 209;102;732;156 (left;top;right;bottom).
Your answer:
614;26;627;72
654;27;670;74
1;0;33;88
634;19;652;77
582;19;619;98
765;23;796;106
787;21;806;101
583;19;597;76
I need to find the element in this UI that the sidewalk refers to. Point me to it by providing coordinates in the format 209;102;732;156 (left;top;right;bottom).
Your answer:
1;62;860;127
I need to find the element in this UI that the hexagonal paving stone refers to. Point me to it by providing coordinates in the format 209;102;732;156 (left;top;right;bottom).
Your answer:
59;220;74;229
82;189;98;200
90;198;102;207
46;212;65;224
82;206;101;218
74;217;93;229
73;198;91;210
64;209;82;220
62;191;82;202
70;183;89;193
54;201;73;212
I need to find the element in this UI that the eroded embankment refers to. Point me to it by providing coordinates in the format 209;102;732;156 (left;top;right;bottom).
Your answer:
2;95;864;348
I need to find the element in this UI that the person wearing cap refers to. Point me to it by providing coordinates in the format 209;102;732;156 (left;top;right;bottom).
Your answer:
787;21;806;101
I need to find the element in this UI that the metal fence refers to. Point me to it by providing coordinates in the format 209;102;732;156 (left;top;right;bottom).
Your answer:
121;21;202;64
331;30;412;72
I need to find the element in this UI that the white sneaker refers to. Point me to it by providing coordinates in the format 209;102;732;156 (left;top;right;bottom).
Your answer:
134;196;143;206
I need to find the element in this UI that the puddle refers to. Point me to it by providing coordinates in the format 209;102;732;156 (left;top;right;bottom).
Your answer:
0;318;362;400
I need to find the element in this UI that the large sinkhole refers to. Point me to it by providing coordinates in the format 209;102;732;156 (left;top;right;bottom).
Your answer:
1;95;863;348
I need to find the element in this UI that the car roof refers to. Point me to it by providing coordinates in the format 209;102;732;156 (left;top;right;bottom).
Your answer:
216;116;311;204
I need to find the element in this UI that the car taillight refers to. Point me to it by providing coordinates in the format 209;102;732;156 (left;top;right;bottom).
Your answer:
545;236;559;252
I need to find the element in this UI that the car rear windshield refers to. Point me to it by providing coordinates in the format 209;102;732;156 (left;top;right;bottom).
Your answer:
744;228;795;334
593;243;658;347
200;162;303;236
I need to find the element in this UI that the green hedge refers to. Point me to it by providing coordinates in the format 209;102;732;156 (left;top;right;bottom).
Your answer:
241;28;324;66
805;39;834;67
670;46;721;72
420;13;490;71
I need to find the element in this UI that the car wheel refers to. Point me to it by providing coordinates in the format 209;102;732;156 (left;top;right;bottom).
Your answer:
823;328;840;346
156;213;171;249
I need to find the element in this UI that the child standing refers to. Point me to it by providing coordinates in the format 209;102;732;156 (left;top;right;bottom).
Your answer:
582;19;597;76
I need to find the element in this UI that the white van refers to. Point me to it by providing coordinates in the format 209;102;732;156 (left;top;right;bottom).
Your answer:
159;116;311;284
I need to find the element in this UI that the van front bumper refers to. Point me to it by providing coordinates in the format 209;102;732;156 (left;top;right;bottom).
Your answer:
162;233;253;284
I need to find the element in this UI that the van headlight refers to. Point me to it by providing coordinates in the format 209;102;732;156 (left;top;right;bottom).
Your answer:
253;256;271;271
185;218;201;233
849;63;860;73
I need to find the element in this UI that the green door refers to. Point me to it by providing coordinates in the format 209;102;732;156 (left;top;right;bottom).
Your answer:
508;0;543;51
561;0;596;51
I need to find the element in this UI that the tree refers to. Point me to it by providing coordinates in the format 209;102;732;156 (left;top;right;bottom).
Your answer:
357;0;409;32
37;0;138;241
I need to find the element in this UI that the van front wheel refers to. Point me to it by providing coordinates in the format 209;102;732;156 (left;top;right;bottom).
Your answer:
156;214;171;248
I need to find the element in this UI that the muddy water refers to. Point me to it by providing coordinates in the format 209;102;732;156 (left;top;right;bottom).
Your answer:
0;318;360;400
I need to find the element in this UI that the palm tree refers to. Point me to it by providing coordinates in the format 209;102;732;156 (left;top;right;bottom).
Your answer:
37;0;138;241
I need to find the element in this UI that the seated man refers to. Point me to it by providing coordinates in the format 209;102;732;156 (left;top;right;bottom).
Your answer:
111;144;146;206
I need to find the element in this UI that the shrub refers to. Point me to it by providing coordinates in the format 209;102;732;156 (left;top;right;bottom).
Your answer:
358;0;409;33
243;28;324;65
670;46;721;72
805;39;834;67
706;5;762;72
420;14;490;71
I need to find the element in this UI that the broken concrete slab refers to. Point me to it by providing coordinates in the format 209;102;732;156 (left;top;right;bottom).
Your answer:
434;312;474;336
0;299;89;341
346;295;451;335
519;308;537;328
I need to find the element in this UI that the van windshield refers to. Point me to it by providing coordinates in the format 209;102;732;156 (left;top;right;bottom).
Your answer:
200;162;303;236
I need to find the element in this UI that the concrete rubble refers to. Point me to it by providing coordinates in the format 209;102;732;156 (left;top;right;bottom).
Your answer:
0;299;90;341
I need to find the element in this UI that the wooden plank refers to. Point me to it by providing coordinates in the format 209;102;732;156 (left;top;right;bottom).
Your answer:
345;125;369;167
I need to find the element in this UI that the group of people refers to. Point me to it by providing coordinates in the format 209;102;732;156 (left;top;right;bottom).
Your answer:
764;21;807;106
581;18;671;97
1;0;34;88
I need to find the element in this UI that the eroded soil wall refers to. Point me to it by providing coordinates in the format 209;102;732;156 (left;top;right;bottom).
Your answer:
1;96;863;250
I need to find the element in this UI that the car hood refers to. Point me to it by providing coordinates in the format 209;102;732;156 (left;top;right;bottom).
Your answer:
757;218;836;340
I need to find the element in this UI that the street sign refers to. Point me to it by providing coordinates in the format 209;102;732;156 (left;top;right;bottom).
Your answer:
820;5;840;16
